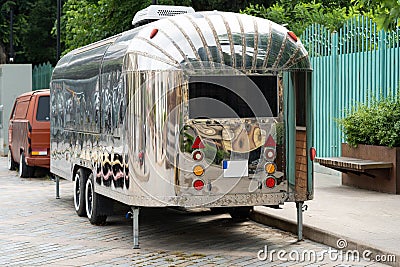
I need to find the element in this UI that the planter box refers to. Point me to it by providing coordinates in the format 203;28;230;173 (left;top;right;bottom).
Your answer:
341;143;400;194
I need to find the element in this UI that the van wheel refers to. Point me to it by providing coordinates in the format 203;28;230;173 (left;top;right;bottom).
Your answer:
8;150;17;171
19;152;34;178
228;206;253;220
85;173;107;225
74;169;87;217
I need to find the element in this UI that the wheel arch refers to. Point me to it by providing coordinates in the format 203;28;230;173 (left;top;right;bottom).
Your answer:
72;164;91;181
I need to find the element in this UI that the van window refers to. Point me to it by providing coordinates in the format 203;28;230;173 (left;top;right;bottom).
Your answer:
14;101;29;119
36;96;50;121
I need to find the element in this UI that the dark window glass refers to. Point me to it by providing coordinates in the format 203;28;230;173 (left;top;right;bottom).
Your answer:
36;96;50;121
295;73;306;127
188;75;278;119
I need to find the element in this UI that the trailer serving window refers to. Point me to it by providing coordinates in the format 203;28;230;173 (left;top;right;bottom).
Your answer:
188;75;278;119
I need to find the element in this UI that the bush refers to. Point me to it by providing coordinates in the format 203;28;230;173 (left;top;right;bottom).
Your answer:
337;94;400;148
241;2;356;36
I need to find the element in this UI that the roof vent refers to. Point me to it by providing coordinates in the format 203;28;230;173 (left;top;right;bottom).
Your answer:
132;5;195;28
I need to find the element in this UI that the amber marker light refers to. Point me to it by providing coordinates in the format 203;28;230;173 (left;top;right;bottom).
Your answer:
193;165;204;176
264;162;276;174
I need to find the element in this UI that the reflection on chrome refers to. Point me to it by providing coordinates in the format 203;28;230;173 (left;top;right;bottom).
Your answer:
50;9;313;210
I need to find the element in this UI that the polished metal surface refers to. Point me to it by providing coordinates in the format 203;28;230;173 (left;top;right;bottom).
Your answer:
51;10;312;207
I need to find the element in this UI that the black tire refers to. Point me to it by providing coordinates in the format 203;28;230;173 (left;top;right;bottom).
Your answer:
8;150;17;171
85;173;107;225
73;169;87;217
228;206;253;220
19;152;34;178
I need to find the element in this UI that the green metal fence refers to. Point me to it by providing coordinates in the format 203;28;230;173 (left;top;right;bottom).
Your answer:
32;62;53;90
302;16;400;157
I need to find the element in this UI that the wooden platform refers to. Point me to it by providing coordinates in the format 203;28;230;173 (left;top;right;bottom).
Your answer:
316;157;393;173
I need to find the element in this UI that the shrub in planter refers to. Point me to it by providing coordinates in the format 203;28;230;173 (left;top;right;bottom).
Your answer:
337;94;400;148
336;94;400;194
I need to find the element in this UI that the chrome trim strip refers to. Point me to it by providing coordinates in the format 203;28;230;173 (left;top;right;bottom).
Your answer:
272;33;288;69
134;36;181;66
252;18;259;71
220;14;236;68
204;14;225;66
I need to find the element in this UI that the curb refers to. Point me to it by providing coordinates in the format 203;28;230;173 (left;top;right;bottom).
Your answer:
250;211;400;267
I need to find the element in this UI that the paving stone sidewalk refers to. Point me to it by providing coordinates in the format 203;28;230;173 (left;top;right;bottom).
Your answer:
0;157;390;266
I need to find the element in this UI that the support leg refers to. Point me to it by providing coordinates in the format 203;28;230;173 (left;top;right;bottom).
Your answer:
296;201;304;241
55;175;60;199
132;206;140;249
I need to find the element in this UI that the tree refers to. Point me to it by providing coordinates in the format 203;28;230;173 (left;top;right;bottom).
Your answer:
354;0;400;30
61;0;193;53
20;0;57;65
0;0;30;63
191;0;268;13
241;1;357;36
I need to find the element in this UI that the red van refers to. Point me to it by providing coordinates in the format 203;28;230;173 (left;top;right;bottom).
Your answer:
8;89;50;177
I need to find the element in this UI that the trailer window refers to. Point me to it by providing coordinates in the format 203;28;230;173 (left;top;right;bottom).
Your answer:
36;96;50;121
188;75;278;119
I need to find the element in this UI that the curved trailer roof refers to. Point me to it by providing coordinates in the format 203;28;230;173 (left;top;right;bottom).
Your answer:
53;10;311;79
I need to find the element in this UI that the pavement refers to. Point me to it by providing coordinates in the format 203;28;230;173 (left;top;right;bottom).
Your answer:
0;156;393;266
0;157;400;267
251;164;400;267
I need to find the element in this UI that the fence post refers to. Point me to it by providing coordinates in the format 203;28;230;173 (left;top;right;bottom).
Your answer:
331;31;339;156
378;30;387;96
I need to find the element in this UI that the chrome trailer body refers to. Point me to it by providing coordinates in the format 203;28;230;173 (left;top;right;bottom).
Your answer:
50;10;313;243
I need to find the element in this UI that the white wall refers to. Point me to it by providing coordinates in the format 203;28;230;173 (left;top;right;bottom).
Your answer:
0;64;32;156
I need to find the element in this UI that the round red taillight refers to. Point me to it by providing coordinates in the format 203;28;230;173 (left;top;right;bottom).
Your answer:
192;150;203;161
265;177;276;188
193;179;205;190
310;147;317;161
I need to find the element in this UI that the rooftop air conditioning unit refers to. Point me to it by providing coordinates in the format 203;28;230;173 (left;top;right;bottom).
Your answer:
132;5;195;28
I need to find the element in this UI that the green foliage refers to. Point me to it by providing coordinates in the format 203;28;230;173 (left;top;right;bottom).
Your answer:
192;0;267;13
241;1;357;36
353;0;400;30
61;0;193;54
0;0;30;62
21;0;57;65
337;94;400;148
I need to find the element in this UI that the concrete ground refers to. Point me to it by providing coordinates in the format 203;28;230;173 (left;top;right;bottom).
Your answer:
253;165;400;267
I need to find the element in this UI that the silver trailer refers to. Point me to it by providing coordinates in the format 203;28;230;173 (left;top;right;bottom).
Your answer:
50;5;314;248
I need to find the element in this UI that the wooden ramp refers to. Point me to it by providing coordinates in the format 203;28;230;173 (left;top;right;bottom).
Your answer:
316;157;393;173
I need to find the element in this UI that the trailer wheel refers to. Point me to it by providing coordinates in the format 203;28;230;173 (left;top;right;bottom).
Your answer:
19;152;34;178
8;150;17;171
229;206;253;220
73;169;87;217
85;173;107;225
